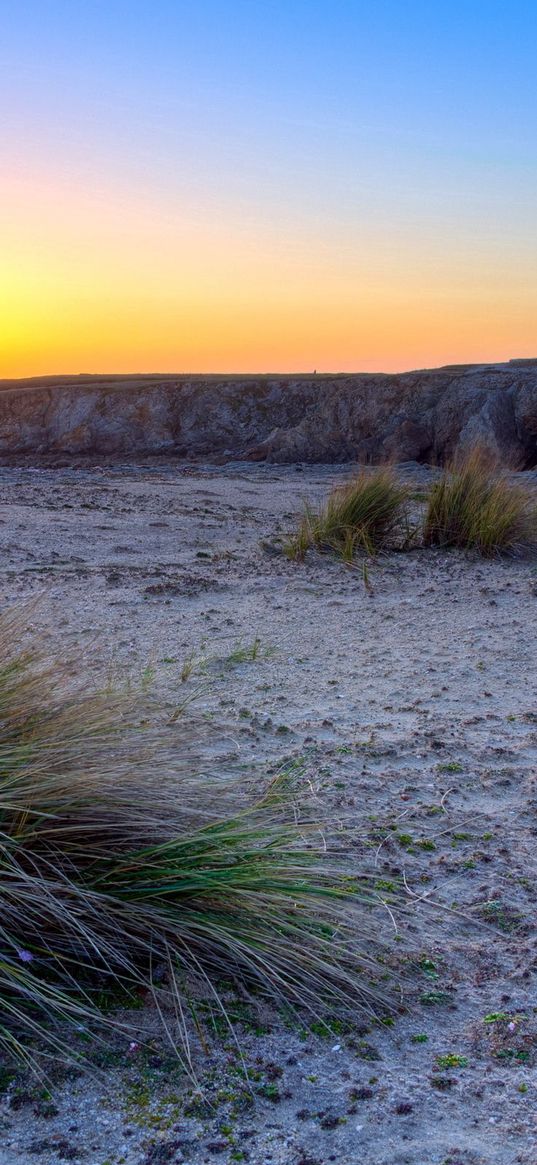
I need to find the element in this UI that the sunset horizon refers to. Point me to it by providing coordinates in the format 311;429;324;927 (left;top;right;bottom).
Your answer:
3;1;536;379
2;354;537;384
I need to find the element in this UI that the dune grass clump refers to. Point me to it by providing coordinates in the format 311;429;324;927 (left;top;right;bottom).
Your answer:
287;467;410;561
0;611;389;1070
423;450;537;556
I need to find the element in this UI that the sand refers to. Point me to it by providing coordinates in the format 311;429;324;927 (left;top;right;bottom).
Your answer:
0;460;536;1165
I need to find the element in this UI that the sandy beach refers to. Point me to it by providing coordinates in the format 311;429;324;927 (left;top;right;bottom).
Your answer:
0;460;536;1165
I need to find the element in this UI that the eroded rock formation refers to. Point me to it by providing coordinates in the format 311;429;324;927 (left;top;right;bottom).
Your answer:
0;360;536;465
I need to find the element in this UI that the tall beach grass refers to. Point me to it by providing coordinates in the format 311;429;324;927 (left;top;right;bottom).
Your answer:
287;466;410;561
0;610;389;1070
423;449;537;556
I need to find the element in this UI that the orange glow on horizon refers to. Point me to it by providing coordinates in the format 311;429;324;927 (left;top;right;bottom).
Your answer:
2;168;536;379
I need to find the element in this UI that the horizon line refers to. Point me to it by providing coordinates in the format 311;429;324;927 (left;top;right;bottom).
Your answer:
2;357;537;386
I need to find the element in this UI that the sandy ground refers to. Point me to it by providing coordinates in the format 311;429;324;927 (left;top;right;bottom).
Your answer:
0;460;536;1165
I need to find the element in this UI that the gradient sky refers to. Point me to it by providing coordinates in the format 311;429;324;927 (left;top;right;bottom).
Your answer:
1;0;536;376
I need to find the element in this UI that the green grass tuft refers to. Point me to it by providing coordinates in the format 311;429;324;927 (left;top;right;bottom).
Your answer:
0;610;391;1071
287;467;410;561
423;449;537;556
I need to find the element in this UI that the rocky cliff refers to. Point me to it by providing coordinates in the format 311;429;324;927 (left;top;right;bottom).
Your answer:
1;360;536;466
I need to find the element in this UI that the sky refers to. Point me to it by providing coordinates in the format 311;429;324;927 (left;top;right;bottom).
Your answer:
1;0;536;377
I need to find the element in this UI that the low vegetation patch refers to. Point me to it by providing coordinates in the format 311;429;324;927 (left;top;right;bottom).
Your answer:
423;449;537;556
0;610;389;1071
286;467;410;561
285;450;537;565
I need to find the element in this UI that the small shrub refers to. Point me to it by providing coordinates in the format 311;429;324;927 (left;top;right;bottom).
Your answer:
423;450;537;556
435;1053;468;1069
289;468;410;561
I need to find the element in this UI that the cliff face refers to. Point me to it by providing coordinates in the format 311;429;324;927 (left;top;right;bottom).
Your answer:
1;361;536;465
